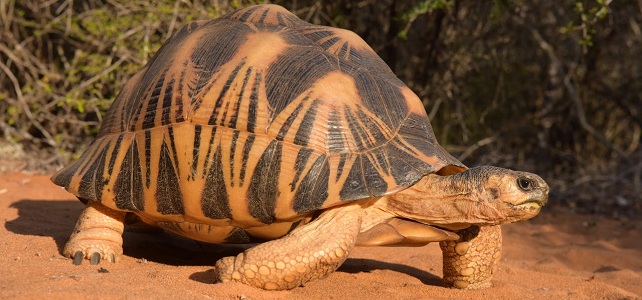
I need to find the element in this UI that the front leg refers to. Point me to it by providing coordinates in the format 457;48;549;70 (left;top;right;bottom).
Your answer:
439;225;502;289
214;204;362;290
64;201;126;265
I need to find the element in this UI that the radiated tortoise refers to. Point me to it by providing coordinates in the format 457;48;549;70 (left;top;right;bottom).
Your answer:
51;4;549;290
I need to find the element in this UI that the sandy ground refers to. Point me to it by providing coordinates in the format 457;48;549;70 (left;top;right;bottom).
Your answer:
0;172;640;300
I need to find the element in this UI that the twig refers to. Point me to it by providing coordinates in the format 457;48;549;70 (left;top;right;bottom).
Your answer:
458;136;496;162
530;28;625;157
0;60;56;147
67;54;128;94
165;0;181;41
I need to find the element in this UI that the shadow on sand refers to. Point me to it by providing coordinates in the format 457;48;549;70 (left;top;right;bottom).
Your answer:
6;199;442;286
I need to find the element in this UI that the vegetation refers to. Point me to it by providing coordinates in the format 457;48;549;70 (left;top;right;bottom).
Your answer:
1;0;639;216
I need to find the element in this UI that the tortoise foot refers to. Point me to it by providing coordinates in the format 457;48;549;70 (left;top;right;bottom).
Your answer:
64;202;126;265
65;239;121;265
440;225;502;289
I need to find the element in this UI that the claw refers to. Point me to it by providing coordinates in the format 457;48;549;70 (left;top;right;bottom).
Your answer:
90;252;101;265
108;254;116;263
73;251;83;265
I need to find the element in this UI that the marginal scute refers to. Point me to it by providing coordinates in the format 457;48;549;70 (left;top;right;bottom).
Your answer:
78;146;109;201
247;140;281;224
339;156;369;200
202;144;232;219
113;138;145;211
292;154;330;214
156;138;184;215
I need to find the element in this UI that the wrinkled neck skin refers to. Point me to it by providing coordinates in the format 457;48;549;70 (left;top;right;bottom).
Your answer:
378;170;523;231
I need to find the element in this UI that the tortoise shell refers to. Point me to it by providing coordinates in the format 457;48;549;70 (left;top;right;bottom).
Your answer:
52;4;464;242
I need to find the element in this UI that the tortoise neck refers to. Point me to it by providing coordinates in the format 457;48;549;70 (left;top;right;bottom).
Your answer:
380;171;495;228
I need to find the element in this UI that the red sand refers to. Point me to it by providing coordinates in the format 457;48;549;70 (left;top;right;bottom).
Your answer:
1;172;640;299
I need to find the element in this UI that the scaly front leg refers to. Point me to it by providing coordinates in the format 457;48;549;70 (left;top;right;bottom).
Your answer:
440;225;502;289
214;204;362;290
64;201;126;265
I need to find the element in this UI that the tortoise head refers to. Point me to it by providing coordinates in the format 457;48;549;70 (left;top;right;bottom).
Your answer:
382;166;549;229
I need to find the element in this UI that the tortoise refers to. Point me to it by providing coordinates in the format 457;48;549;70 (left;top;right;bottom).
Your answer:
51;4;548;290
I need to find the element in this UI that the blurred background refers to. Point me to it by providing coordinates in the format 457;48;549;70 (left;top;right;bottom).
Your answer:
0;0;640;217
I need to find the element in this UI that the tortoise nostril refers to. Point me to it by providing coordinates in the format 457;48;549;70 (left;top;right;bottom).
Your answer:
517;177;535;191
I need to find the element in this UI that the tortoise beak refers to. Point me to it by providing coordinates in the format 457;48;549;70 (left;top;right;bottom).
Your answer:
523;190;548;207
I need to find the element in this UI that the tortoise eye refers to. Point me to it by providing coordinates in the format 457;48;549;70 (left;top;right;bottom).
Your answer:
517;177;535;191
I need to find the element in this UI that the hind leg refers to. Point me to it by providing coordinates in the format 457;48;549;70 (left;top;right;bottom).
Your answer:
64;201;126;265
439;225;502;289
214;204;362;290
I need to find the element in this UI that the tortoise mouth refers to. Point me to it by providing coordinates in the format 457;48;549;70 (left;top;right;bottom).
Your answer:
507;186;549;209
502;197;546;221
511;198;547;207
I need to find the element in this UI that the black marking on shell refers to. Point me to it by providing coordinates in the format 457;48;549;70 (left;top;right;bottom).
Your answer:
293;154;329;214
190;125;202;181
234;5;261;22
144;130;152;188
297;27;333;45
156;140;184;215
247;140;281;224
266;48;334;122
161;78;175;126
225;227;252;243
339;155;369;200
293;99;320;146
229;130;240;187
167;126;181;178
290;148;312;192
141;69;165;130
202;144;232;219
276;12;286;26
344;105;367;151
247;73;260;133
257;7;269;24
361;154;388;196
202;126;218;178
78;147;108;201
188;20;252;111
230;67;252;129
92;145;109;202
385;140;431;186
114;139;144;211
191;20;251;80
127;82;150;131
276;101;305;140
398;113;438;155
336;153;349;182
209;60;246;126
175;61;188;121
50;162;75;188
239;134;255;186
338;42;349;60
353;70;407;129
107;134;124;176
356;108;388;146
319;37;341;51
189;68;216;111
78;141;101;176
